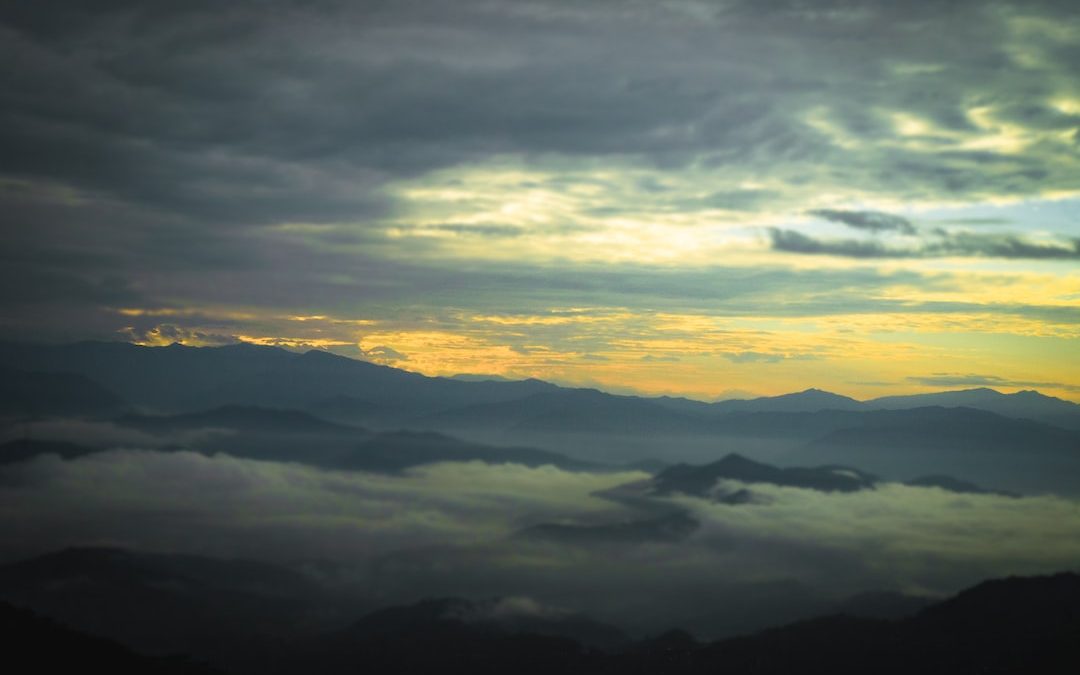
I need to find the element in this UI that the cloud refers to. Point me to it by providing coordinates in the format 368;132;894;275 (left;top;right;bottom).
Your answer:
938;231;1080;259
119;323;239;347
0;0;1078;399
3;448;1080;635
768;228;1080;259
768;229;907;258
668;480;1080;595
0;449;642;564
722;351;819;364
362;345;409;364
907;373;1014;387
808;209;917;235
907;373;1080;392
424;224;525;238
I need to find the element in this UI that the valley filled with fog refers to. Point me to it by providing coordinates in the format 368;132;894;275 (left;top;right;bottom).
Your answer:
3;342;1079;667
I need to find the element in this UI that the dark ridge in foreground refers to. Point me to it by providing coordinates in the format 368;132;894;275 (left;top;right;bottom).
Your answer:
1;601;220;674
2;547;1077;674
277;572;1080;675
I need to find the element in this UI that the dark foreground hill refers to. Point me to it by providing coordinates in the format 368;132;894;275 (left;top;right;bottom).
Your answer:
286;573;1080;675
1;601;221;674
3;545;1077;675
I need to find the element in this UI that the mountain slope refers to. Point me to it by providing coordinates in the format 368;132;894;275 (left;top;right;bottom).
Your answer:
711;388;866;414
0;547;337;657
418;388;705;435
1;601;222;674
338;430;599;473
0;366;127;417
116;405;362;436
0;341;559;418
868;388;1080;428
650;453;877;498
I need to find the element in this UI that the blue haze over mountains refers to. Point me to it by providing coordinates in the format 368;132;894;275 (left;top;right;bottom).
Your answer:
2;340;1078;495
2;341;1080;673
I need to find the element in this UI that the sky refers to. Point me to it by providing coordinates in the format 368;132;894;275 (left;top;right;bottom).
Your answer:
1;0;1078;401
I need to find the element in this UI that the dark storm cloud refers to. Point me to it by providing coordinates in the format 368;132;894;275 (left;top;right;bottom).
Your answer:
768;229;903;258
2;0;1076;228
0;0;1078;341
808;209;917;234
939;231;1080;259
768;228;1080;259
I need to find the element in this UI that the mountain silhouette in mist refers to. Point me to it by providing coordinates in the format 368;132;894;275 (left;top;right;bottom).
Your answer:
650;453;877;498
868;387;1080;428
338;429;599;473
3;341;1078;495
117;405;361;435
904;474;1018;497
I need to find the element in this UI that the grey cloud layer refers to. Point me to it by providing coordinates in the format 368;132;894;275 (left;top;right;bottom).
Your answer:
769;227;1080;259
808;210;917;235
2;0;1078;338
4;0;1078;222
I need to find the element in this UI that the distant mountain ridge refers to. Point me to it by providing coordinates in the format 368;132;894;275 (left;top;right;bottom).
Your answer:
712;388;866;413
1;341;1076;426
1;341;1078;495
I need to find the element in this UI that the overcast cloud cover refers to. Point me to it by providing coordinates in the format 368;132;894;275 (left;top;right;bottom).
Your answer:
1;0;1078;399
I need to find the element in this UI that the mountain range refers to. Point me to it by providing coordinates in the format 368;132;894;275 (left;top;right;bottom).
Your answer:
1;341;1078;495
1;341;1077;426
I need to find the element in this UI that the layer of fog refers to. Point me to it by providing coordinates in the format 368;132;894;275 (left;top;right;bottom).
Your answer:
2;449;1078;637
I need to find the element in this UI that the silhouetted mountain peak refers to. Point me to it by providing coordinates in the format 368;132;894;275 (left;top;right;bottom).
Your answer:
713;389;866;414
651;454;877;498
714;452;757;468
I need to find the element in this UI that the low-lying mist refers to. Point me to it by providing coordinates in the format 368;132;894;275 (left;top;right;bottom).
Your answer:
3;446;1078;637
